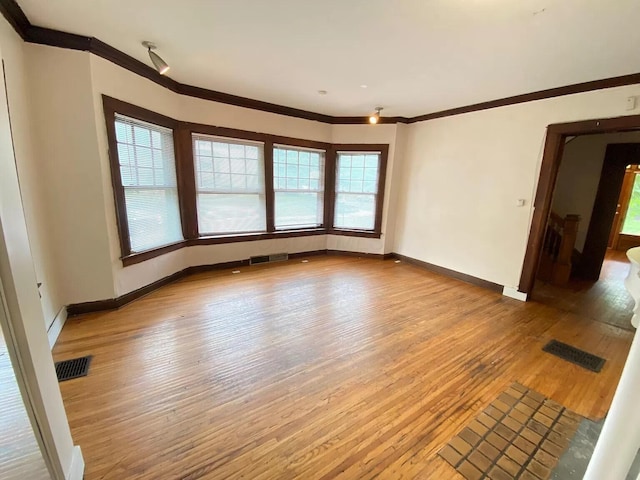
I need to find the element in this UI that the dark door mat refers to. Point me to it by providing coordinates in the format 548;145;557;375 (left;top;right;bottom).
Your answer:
542;340;605;373
438;382;583;479
55;355;92;382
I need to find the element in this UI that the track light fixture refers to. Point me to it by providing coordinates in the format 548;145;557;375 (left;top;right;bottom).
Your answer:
142;41;170;75
369;107;383;124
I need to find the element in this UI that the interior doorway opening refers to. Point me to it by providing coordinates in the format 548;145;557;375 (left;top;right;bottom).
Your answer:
520;115;640;330
609;164;640;252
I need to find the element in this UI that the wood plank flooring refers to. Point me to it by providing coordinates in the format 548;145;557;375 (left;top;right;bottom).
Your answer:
532;249;635;331
53;255;634;479
0;328;50;479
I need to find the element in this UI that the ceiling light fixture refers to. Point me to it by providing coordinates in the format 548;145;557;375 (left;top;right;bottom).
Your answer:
142;41;170;75
369;107;383;124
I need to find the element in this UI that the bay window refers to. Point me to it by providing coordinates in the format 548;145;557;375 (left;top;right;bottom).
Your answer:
192;134;266;235
273;145;325;230
103;96;389;265
332;148;386;233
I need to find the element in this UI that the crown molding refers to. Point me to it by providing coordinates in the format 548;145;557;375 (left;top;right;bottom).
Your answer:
408;73;640;123
1;0;639;125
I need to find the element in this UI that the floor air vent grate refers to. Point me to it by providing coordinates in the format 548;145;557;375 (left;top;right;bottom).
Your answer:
542;340;605;372
55;355;92;382
250;253;289;265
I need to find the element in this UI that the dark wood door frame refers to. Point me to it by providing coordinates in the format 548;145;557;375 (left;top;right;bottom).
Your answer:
518;113;640;296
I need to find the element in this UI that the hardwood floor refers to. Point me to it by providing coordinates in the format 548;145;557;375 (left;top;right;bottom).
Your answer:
532;249;635;331
0;328;50;479
53;255;634;479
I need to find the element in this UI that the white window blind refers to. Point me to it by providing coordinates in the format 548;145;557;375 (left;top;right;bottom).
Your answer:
334;152;381;230
193;134;266;235
114;114;183;252
273;145;325;229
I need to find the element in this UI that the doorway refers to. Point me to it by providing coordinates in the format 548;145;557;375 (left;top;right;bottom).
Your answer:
520;117;640;330
533;140;640;330
520;115;640;294
609;164;640;251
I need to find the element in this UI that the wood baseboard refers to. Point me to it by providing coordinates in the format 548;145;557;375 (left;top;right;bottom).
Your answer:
67;249;391;316
326;249;390;259
67;250;503;316
66;269;185;316
389;253;504;293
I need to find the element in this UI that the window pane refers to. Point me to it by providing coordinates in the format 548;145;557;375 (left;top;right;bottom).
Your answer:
622;174;640;235
335;153;379;194
273;146;325;229
197;193;266;234
114;115;183;252
334;152;380;230
334;193;376;230
125;188;182;252
193;134;266;235
275;192;324;229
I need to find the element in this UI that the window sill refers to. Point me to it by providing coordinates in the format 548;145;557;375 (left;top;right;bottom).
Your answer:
191;228;326;245
121;240;187;266
327;229;382;239
120;228;380;267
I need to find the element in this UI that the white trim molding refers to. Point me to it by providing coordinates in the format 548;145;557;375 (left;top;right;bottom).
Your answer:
47;306;67;349
502;286;528;302
67;445;84;480
584;247;640;479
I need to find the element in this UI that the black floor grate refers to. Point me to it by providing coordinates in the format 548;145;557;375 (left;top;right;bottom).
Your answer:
542;340;605;372
55;355;92;382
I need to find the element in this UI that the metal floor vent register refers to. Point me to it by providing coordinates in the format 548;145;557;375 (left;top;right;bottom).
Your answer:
542;340;605;373
250;252;289;265
55;355;92;382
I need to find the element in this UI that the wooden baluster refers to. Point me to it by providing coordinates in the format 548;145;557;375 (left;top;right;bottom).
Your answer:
551;214;580;285
539;213;559;282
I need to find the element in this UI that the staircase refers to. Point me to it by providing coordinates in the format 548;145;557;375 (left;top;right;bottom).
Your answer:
538;211;581;285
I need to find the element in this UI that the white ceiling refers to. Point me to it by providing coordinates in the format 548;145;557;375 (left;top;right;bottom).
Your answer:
18;0;640;117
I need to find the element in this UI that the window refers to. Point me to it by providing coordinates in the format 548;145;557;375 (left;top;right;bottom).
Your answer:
621;170;640;235
273;145;325;229
113;114;183;252
193;134;266;235
334;151;382;231
105;97;390;265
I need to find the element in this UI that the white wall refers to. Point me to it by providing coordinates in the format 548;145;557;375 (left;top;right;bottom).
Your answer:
0;34;82;479
553;132;640;251
26;45;116;304
0;18;62;330
394;84;640;289
13;33;640;305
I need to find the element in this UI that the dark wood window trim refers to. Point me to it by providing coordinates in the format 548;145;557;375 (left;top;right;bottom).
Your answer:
271;143;329;232
329;144;389;238
103;96;390;265
103;96;187;263
122;241;187;267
